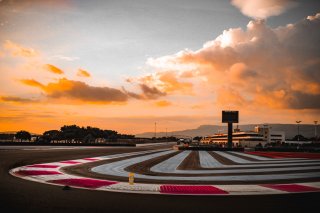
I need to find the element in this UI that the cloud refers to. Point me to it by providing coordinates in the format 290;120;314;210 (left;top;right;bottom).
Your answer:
231;0;297;19
77;69;91;77
138;84;166;99
20;79;45;89
133;71;193;97
145;13;320;110
155;100;172;107
44;64;64;74
49;55;79;61
0;96;37;103
20;78;128;104
3;40;39;57
158;71;193;94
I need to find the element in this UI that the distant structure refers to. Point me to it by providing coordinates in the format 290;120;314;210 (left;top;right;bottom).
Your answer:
222;110;239;148
314;121;318;138
201;124;285;148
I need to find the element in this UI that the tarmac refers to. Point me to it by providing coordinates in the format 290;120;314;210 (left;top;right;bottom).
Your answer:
1;144;320;213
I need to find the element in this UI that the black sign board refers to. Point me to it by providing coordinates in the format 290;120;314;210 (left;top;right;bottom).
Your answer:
222;111;239;123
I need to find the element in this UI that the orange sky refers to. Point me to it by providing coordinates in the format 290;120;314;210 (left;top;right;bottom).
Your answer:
0;1;319;134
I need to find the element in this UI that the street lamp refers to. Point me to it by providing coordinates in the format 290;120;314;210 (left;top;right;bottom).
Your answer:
154;122;157;139
166;128;168;142
296;120;301;141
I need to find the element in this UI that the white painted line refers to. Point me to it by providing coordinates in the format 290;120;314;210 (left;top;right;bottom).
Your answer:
214;151;252;164
199;151;224;168
230;151;275;161
217;184;285;195
9;149;320;196
151;151;190;173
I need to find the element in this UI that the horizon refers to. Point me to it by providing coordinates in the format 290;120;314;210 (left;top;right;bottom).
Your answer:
1;122;318;135
0;0;319;135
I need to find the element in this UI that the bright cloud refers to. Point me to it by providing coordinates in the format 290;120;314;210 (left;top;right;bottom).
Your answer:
77;69;91;77
3;40;39;57
44;64;64;74
144;13;320;110
231;0;297;19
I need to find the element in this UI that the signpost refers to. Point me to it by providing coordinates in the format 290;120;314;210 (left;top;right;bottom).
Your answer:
129;172;134;185
222;111;239;149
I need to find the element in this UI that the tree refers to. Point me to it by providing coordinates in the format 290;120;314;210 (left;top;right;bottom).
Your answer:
15;130;31;142
60;125;83;143
193;136;203;141
43;130;61;143
83;133;94;143
292;134;308;141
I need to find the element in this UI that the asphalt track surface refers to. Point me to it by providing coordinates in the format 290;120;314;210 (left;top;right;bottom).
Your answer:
1;145;319;213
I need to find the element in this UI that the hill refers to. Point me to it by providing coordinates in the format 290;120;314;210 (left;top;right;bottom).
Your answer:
136;124;317;139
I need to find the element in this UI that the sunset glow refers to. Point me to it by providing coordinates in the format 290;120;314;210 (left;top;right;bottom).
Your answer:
0;0;319;134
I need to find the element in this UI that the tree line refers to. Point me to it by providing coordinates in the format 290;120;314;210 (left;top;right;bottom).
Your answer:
0;125;135;143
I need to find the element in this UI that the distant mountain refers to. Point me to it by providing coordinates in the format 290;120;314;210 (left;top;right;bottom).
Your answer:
135;124;318;139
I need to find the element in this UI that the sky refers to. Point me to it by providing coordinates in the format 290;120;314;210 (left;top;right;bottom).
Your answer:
0;0;319;134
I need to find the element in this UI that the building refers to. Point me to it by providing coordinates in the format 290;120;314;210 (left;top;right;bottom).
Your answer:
201;125;285;148
254;125;285;143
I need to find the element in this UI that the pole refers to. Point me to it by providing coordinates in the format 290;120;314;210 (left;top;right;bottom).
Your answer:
296;120;301;141
166;128;168;142
154;122;157;139
315;121;318;138
227;122;233;148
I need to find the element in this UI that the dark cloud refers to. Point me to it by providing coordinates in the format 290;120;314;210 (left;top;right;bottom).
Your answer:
0;96;37;103
21;78;128;104
20;77;167;104
287;92;320;109
139;84;166;99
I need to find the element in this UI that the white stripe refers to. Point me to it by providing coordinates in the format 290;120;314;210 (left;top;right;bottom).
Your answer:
151;151;191;173
214;151;252;164
298;182;320;189
217;184;285;195
199;151;224;168
229;151;275;161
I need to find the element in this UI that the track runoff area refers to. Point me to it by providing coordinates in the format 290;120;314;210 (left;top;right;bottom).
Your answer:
10;145;320;196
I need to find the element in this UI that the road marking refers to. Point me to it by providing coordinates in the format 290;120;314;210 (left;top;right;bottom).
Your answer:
9;150;320;195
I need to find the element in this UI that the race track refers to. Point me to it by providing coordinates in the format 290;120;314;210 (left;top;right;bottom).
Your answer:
1;144;320;213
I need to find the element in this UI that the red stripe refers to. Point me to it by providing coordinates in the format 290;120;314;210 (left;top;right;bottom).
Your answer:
60;160;81;164
83;158;99;161
160;185;228;195
244;152;283;159
16;170;61;176
245;151;320;159
27;164;60;168
49;178;117;189
261;184;320;193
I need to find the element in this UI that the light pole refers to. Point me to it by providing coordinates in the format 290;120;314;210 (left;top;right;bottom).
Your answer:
154;122;157;139
314;121;318;139
296;120;301;141
166;128;168;142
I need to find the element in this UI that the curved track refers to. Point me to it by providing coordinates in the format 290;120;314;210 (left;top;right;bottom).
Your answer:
10;147;320;195
2;145;320;212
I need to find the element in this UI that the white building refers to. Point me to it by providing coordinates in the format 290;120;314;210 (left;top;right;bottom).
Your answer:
254;125;285;143
201;125;285;148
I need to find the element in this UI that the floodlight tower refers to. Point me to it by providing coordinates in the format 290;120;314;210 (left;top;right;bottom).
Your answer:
222;111;239;149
